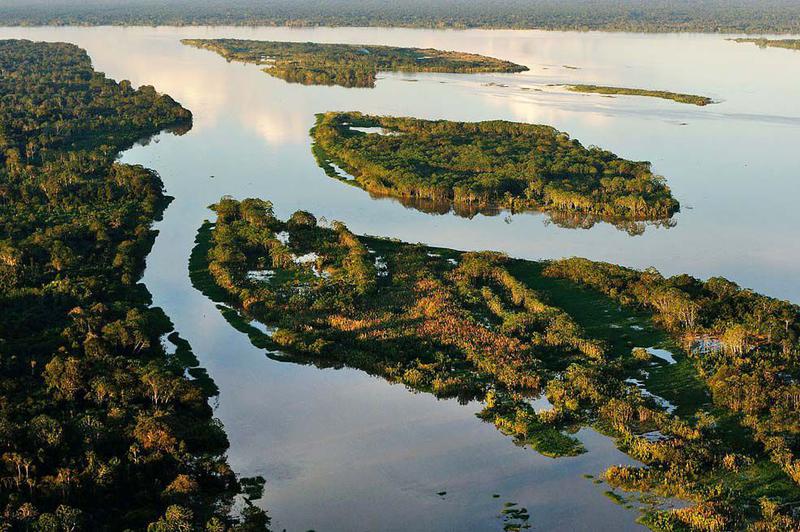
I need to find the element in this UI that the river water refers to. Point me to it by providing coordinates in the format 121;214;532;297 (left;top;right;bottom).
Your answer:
2;25;799;531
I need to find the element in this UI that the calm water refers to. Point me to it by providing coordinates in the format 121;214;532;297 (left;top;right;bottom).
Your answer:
3;25;799;530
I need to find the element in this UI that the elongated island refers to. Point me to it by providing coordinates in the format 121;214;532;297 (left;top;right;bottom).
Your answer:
732;38;800;51
566;85;714;106
193;196;800;531
311;112;679;227
181;38;528;88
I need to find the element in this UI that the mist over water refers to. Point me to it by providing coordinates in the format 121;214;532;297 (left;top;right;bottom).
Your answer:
2;25;797;530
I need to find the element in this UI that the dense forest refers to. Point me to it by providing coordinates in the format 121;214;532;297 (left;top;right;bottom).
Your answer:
0;40;267;530
732;38;800;51
567;85;714;107
1;0;800;33
311;112;679;227
182;39;527;88
197;197;800;530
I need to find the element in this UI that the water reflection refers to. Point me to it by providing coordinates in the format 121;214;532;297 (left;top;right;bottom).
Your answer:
354;186;677;235
1;24;798;531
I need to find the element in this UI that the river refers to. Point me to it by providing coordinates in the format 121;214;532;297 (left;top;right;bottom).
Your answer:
1;25;798;531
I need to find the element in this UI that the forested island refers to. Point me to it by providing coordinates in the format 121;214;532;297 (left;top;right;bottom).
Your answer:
311;112;679;227
181;39;528;88
567;85;714;106
732;38;800;51
195;196;800;530
1;0;800;34
0;40;267;530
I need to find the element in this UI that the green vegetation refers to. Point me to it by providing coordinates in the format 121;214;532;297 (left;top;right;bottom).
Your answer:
498;501;531;531
194;197;609;457
732;38;800;51
0;40;267;530
567;85;714;106
311;112;679;229
1;0;799;34
181;39;527;88
196;196;800;530
604;490;626;505
545;258;800;529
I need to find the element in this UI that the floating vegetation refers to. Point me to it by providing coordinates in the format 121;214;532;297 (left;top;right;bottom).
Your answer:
194;197;609;458
604;490;626;505
498;502;532;531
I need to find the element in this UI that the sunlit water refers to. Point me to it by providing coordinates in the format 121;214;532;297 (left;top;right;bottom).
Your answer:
2;25;799;530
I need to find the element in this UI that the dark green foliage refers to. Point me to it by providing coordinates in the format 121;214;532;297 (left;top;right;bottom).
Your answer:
0;40;191;162
182;39;527;88
0;40;267;530
567;85;714;106
1;0;799;34
311;112;679;226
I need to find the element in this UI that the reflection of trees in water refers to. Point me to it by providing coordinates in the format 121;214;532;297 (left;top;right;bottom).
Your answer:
128;121;193;149
364;188;677;236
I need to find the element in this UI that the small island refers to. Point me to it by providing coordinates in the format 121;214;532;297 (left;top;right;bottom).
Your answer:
567;84;714;106
731;38;800;51
311;112;679;225
194;197;800;531
181;38;528;88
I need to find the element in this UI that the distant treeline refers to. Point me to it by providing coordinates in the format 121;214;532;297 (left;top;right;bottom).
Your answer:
1;0;800;33
182;39;527;88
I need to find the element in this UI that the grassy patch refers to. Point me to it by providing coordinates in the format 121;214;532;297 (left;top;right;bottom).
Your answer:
645;356;709;417
507;259;665;360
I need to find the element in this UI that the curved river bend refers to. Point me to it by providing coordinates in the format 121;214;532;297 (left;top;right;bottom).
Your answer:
1;25;799;531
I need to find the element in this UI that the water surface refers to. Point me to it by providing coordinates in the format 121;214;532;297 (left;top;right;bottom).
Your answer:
2;25;799;531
